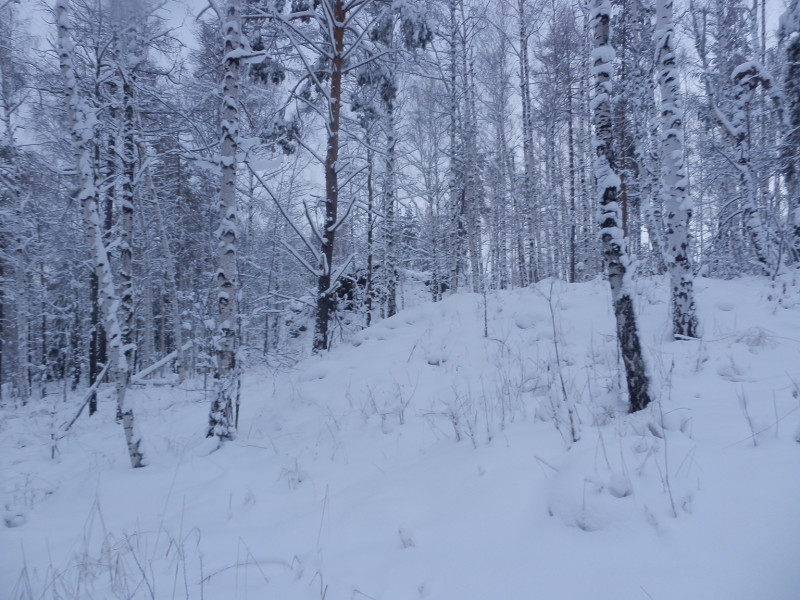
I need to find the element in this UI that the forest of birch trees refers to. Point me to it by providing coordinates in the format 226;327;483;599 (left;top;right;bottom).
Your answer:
1;0;798;461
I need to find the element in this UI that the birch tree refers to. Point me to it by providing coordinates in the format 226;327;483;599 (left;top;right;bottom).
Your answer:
56;0;146;466
207;0;242;441
655;0;699;338
590;0;651;412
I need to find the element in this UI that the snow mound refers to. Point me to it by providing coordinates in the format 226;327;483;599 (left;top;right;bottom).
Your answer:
3;276;800;600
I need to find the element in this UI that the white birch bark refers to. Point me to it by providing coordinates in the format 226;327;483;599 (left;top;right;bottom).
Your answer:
655;0;700;338
590;0;652;412
117;12;139;385
56;0;145;467
207;0;241;440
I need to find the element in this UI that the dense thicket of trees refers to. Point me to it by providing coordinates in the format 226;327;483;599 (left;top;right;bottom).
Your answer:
0;0;795;456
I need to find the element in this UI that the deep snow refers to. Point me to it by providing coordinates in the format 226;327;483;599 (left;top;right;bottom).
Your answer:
3;275;800;600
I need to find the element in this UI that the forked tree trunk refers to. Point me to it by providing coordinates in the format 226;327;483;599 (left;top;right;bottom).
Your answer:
56;0;145;467
655;0;700;339
591;0;652;413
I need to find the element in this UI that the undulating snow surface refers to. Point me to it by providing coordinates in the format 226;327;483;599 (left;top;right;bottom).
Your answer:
3;276;800;599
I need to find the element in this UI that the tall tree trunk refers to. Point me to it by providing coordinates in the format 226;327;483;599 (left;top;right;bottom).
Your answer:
2;125;29;402
517;0;534;286
88;272;102;414
384;69;398;317
208;0;241;439
14;184;29;402
366;139;376;324
781;1;800;259
313;0;345;352
462;46;483;292
591;0;652;413
57;0;145;467
656;0;700;338
446;0;465;292
118;37;137;407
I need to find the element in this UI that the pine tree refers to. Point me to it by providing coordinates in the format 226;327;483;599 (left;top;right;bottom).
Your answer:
780;0;800;260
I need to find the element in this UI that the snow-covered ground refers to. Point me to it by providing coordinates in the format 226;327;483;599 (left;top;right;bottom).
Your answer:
3;275;800;600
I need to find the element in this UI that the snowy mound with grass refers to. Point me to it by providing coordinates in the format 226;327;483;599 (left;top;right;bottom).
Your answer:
3;276;800;599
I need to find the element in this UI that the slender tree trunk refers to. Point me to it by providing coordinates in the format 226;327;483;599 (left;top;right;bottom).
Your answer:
3;128;29;402
57;0;145;467
118;54;137;411
462;49;483;293
14;191;29;402
517;0;534;286
568;88;578;283
88;272;101;414
446;0;465;292
365;136;375;325
781;1;800;258
656;0;700;338
591;0;652;413
384;76;398;317
208;0;241;439
313;0;345;352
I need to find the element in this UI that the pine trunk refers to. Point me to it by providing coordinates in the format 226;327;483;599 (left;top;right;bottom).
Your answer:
312;0;346;352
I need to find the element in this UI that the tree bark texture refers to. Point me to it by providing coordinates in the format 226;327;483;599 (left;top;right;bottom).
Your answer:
208;0;242;439
591;0;652;413
56;0;145;467
313;0;345;352
655;0;700;338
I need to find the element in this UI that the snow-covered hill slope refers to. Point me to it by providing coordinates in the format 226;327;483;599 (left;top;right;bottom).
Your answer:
3;276;800;599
